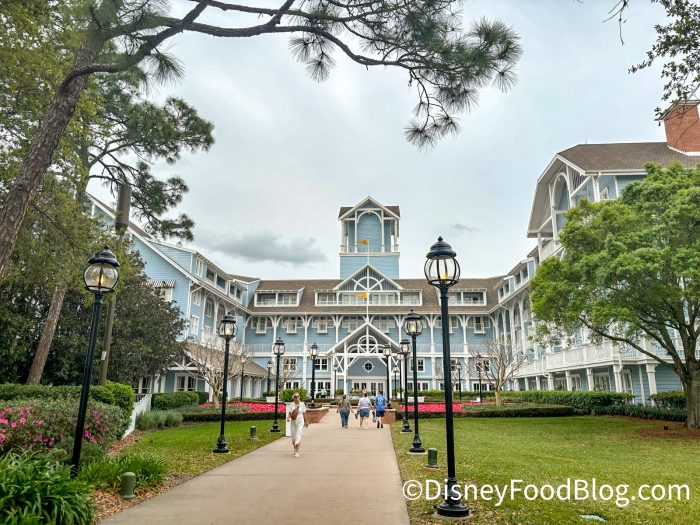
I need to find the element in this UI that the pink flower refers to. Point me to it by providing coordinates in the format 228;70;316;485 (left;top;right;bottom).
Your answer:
0;433;6;445
19;417;26;425
0;418;8;425
36;420;43;425
10;422;17;429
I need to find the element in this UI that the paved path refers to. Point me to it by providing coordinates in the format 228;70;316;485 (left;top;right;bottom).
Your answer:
103;411;410;525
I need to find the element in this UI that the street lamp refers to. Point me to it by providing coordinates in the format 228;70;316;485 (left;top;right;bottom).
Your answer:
404;310;425;453
239;354;249;402
270;338;285;433
266;359;273;393
383;344;392;402
333;363;339;398
393;363;399;401
71;247;120;474
309;343;318;408
398;339;411;433
476;353;483;403
457;361;463;401
425;236;469;518
213;312;237;454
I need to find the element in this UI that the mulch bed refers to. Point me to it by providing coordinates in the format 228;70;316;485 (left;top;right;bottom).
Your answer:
637;422;700;440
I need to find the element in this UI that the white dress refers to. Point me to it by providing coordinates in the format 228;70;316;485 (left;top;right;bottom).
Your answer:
287;401;307;445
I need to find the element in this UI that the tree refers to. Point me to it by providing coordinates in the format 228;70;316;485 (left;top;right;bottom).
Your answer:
0;0;522;278
614;0;700;115
475;336;526;406
187;340;247;408
531;163;700;427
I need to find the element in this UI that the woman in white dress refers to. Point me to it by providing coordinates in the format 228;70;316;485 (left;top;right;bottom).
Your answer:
286;392;308;457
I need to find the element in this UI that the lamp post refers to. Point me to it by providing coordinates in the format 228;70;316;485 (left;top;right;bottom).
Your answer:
476;353;482;403
239;354;249;402
213;313;237;454
333;363;339;398
398;339;411;433
457;361;463;401
425;236;469;518
383;344;392;400
270;338;285;433
404;310;425;453
309;343;318;408
71;247;120;475
266;359;273;393
393;364;399;400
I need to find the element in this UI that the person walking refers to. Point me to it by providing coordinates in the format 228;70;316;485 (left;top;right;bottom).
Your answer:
286;392;308;457
357;392;373;429
374;390;387;428
337;394;353;428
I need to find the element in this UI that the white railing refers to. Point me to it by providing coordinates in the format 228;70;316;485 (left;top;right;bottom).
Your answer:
539;239;561;261
246;343;334;354
123;394;151;438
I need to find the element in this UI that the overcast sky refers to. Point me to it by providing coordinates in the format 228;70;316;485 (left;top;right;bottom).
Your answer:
91;0;668;281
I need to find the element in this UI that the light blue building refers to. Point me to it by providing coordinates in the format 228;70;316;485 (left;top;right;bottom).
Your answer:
88;101;700;403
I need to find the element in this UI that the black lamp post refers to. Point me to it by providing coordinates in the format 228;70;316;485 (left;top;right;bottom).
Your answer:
309;343;318;408
404;310;425;453
399;339;411;433
213;312;237;454
333;363;339;398
383;344;392;400
71;247;120;475
476;352;483;403
393;364;399;400
270;338;285;433
457;361;463;401
425;236;469;518
239;354;249;402
266;359;273;393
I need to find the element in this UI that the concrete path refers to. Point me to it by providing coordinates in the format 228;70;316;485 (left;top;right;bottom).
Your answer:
103;412;410;525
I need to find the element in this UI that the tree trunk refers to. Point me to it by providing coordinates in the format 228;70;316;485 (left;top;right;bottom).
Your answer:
26;283;68;384
0;40;102;279
495;389;501;407
685;370;700;429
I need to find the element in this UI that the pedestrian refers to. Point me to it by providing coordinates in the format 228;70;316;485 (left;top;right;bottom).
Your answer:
337;394;353;428
286;392;308;457
357;392;373;429
375;390;387;428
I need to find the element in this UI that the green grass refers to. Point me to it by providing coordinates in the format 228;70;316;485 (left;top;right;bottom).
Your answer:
125;420;284;477
392;416;699;525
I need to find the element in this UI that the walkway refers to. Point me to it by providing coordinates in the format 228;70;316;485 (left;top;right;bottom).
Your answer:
103;411;410;525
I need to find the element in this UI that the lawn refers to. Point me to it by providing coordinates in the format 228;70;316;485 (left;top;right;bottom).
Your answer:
392;416;699;525
125;420;284;477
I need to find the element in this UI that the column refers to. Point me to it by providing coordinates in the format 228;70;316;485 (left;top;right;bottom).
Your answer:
586;368;594;392
646;363;658;404
547;373;554;391
613;365;623;393
343;343;348;395
524;378;530;391
565;370;572;391
535;376;541;390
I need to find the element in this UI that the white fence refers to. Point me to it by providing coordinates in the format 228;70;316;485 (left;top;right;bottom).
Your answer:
123;393;152;438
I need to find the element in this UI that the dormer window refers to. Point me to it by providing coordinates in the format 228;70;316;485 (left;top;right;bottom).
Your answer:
254;290;301;307
278;293;297;305
257;293;276;306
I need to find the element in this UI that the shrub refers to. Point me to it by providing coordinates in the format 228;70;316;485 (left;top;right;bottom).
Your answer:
650;390;686;410
0;451;95;525
89;385;117;407
501;390;632;412
0;399;125;456
135;410;183;430
595;404;686;421
0;382;134;410
105;381;135;414
80;453;166;491
281;388;307;402
196;391;210;405
151;391;199;410
182;411;277;422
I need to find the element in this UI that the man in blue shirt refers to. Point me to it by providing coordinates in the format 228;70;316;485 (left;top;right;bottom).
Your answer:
375;390;387;428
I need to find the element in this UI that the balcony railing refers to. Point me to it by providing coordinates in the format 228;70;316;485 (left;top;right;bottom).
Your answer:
539;239;561;261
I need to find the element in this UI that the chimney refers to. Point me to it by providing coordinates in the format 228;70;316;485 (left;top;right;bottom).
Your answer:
661;100;700;154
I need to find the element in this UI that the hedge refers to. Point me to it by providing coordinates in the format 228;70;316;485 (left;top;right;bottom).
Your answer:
196;391;210;405
649;391;686;410
182;411;278;422
394;405;575;419
501;390;632;412
595;404;687;421
151;391;199;410
281;388;307;402
0;383;134;414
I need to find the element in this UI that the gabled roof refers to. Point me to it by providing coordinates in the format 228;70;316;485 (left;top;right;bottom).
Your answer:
338;196;401;219
557;142;698;172
333;263;404;291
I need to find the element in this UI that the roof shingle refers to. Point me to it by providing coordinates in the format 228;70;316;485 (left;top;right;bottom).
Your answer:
558;142;699;172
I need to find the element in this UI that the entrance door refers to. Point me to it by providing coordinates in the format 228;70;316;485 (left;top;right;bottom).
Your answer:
370;382;385;396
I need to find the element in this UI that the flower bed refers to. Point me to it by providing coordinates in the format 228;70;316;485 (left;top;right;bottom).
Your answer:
400;402;500;413
198;401;278;412
395;402;575;418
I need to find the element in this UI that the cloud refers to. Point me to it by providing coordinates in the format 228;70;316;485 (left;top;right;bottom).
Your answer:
451;223;479;233
195;229;328;266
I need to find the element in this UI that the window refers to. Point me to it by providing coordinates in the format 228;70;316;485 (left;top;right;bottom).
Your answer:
450;359;459;372
410;358;425;372
256;293;276;306
192;289;201;306
283;358;297;371
254;318;268;335
472;316;490;333
554;377;567;390
204;300;214;317
571;375;582;391
217;276;226;289
317;293;335;304
136;376;151;394
363;362;374;372
314;358;329;371
600;187;609;201
315;317;329;334
464;291;485;304
194;258;204;276
372;316;393;333
285;380;300;389
190;316;200;335
235;289;242;299
402;292;420;305
278;293;297;305
175;375;197;392
475;359;489;373
343;316;361;332
594;373;611;391
285;317;300;334
156;286;173;302
206;269;215;282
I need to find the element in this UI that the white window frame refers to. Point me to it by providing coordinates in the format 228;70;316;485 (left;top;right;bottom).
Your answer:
204;299;214;317
254;318;268;335
283;357;297;371
285;317;299;334
315;317;329;334
175;374;197;392
194;258;204;277
594;373;611;391
314;357;329;371
137;376;152;394
190;315;200;335
363;361;374;372
570;374;582;391
192;289;201;306
410;358;425;372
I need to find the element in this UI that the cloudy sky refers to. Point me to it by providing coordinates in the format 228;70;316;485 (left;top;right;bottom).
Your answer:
91;0;669;280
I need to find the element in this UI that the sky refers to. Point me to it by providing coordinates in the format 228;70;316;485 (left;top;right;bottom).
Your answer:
90;0;669;281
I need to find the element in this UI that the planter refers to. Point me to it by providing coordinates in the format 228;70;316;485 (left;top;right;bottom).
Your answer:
417;396;425;403
304;407;329;424
265;397;277;403
383;409;397;424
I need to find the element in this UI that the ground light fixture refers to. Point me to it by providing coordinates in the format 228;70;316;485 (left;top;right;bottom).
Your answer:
71;247;120;475
404;310;425;453
399;339;412;433
213;313;237;454
309;343;319;408
270;338;285;432
424;236;469;518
